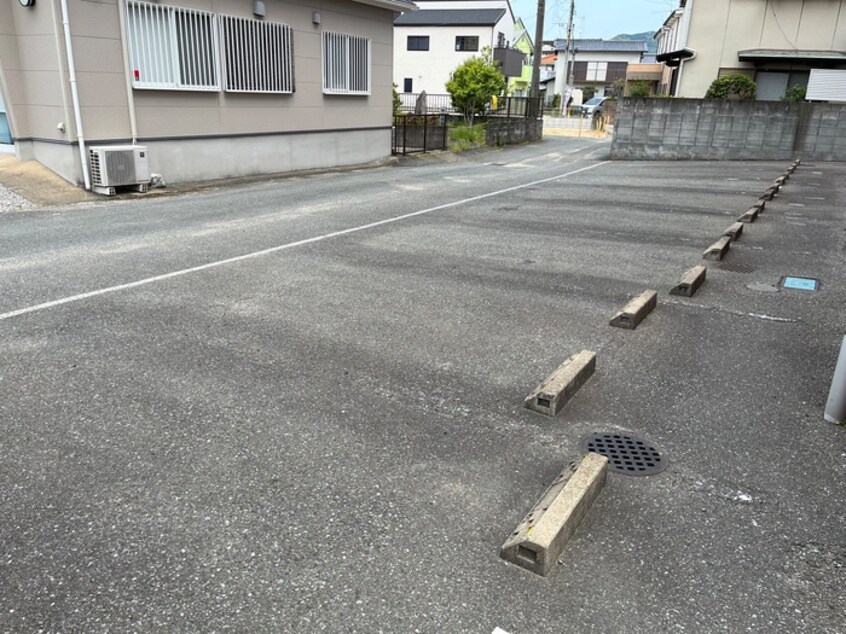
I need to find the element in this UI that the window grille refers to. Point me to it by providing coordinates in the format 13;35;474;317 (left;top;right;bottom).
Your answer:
126;1;219;91
220;15;295;93
322;31;371;95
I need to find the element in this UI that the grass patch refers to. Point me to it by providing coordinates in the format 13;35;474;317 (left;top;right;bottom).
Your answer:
449;123;487;151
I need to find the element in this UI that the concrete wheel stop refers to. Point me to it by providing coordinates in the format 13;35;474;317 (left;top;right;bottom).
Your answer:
500;453;608;576
524;351;596;417
609;290;657;330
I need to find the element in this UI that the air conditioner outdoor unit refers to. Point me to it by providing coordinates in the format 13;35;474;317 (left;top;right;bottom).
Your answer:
88;145;151;196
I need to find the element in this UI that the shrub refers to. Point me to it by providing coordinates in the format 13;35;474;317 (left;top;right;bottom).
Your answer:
705;74;756;100
446;48;506;126
392;83;402;115
628;80;651;98
783;85;807;103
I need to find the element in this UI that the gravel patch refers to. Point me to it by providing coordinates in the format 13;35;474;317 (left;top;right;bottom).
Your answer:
0;183;36;212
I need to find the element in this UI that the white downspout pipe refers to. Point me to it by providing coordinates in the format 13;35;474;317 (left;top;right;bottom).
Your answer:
117;0;138;145
675;0;694;97
59;0;91;190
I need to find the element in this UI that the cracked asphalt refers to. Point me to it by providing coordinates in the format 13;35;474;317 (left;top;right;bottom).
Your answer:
1;136;844;633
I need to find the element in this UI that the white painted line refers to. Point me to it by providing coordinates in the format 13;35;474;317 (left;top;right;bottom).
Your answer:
0;162;610;323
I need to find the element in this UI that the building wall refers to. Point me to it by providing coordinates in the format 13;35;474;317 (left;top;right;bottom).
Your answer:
680;0;846;97
1;0;397;185
394;25;497;95
553;50;644;97
611;97;846;161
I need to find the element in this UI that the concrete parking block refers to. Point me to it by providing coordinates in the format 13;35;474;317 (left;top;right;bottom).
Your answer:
703;236;731;260
524;351;597;417
609;290;658;330
738;208;759;223
762;187;778;200
753;199;766;212
723;222;744;240
500;453;608;577
670;265;706;297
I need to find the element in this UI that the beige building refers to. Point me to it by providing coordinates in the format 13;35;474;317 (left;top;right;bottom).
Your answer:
0;0;414;188
656;0;846;99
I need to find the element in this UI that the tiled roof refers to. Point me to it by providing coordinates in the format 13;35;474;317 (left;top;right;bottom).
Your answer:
553;38;648;53
395;9;506;26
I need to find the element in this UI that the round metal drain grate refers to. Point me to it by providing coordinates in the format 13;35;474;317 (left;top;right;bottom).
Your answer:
580;433;667;476
719;262;754;274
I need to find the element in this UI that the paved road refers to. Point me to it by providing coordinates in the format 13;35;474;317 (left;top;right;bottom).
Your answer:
1;136;845;633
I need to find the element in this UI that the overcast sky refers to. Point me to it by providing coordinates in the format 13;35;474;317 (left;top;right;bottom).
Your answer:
510;0;678;41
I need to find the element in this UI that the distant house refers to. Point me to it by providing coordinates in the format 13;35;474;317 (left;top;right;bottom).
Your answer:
505;18;534;97
553;39;647;100
0;0;415;187
393;1;520;96
655;0;846;99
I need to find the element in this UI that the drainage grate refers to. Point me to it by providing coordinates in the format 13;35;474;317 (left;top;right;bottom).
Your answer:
718;262;754;274
580;433;667;476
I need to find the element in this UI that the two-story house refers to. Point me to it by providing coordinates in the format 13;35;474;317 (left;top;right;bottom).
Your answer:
655;0;846;100
553;39;647;100
0;0;414;187
393;1;520;96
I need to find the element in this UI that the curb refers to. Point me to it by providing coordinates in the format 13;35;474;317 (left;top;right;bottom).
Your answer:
500;453;608;576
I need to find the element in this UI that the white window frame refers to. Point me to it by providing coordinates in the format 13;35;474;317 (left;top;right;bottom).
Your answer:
586;62;608;82
322;31;371;96
219;15;295;94
126;1;220;91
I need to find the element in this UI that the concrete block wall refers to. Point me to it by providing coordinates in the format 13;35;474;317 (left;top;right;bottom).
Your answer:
611;98;846;161
486;117;543;146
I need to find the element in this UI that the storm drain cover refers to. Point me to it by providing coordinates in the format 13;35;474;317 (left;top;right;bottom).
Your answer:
719;262;754;274
782;276;818;291
580;433;667;476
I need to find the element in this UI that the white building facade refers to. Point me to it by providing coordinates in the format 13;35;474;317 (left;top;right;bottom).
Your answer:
393;2;516;95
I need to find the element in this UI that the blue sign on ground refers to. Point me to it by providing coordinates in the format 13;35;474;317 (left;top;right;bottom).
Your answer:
782;277;818;291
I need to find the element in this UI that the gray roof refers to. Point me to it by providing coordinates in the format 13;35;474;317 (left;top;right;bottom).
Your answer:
395;9;506;26
553;38;648;53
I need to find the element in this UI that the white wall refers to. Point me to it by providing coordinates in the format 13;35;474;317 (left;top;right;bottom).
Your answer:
394;25;496;94
393;0;517;94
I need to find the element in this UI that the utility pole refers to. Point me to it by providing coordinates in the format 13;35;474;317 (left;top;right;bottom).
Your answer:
561;0;576;114
529;0;545;100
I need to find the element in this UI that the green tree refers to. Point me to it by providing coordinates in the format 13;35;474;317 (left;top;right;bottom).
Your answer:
628;80;651;98
705;73;756;100
446;48;506;125
783;85;807;103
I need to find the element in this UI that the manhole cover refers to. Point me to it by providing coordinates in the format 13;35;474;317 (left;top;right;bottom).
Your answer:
580;433;667;476
718;262;754;274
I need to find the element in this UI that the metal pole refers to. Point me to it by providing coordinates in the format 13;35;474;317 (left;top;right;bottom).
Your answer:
530;0;545;106
824;335;846;424
402;114;407;156
561;0;575;116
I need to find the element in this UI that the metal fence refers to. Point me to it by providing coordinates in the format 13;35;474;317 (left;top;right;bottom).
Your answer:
392;114;449;156
398;94;543;119
392;96;543;155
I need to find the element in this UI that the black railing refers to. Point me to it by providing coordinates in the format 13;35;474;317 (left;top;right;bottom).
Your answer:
392;114;449;156
398;94;544;120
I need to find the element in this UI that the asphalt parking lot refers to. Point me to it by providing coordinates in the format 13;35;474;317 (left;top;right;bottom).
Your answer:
1;137;844;633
